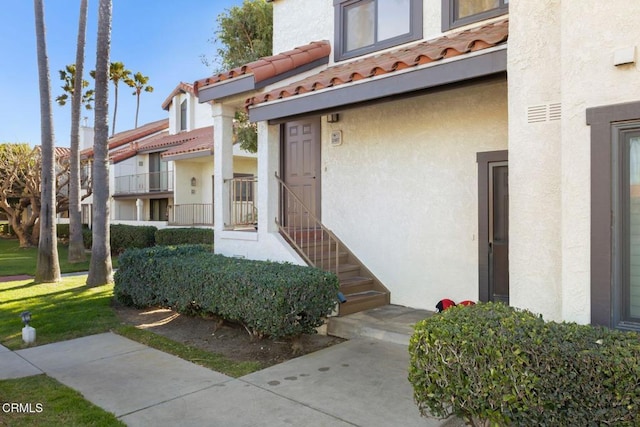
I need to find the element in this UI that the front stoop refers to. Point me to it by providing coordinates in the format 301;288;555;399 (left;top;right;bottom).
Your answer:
327;305;435;346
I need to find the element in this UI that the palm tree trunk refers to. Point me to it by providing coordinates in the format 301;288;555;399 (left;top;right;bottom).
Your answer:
111;81;118;136
68;0;88;263
87;0;113;287
33;0;61;284
135;92;140;128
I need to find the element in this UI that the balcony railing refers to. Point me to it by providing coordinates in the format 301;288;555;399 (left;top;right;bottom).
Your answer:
114;171;173;195
226;176;257;228
170;203;213;226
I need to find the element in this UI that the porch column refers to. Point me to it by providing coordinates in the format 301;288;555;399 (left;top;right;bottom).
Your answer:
257;120;280;233
136;198;143;221
212;103;235;231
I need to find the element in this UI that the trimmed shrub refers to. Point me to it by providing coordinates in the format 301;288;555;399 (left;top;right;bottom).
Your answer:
82;224;157;253
114;245;339;339
56;223;70;238
408;302;640;426
155;227;214;246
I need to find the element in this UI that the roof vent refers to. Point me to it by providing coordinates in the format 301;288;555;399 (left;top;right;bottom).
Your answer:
527;103;562;123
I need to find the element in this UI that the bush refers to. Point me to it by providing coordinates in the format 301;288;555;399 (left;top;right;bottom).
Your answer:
408;303;640;426
56;223;70;238
114;245;339;339
82;224;157;254
155;227;214;246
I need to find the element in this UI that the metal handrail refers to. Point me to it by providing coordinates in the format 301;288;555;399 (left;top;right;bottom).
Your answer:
274;172;340;273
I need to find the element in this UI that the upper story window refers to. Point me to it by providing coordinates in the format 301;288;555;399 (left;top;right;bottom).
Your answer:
179;99;187;131
442;0;508;31
334;0;423;61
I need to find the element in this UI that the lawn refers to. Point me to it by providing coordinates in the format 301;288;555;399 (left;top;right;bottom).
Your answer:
0;375;125;426
0;237;118;277
0;276;120;349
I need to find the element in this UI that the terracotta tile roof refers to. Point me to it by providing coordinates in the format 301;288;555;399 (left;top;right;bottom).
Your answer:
161;127;213;158
161;82;195;111
246;19;508;108
110;127;214;164
81;118;169;158
194;40;331;95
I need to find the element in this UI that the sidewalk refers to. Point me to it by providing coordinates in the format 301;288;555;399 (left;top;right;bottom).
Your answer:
0;332;461;427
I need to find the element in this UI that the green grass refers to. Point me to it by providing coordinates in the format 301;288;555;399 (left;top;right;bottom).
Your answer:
0;276;120;350
0;375;125;426
0;238;119;277
0;275;263;376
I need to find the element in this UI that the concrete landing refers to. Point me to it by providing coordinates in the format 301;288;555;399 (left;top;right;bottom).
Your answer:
327;304;434;346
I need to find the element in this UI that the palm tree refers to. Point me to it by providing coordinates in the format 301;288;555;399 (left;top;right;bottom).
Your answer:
33;0;61;283
87;0;113;286
109;61;131;136
55;64;94;109
67;0;89;264
130;71;153;128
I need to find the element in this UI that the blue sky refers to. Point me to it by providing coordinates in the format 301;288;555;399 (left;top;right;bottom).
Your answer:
0;0;244;147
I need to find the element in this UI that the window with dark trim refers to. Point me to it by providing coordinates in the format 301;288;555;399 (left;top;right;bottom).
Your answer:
587;101;640;332
180;100;187;131
334;0;423;61
233;173;254;202
442;0;508;31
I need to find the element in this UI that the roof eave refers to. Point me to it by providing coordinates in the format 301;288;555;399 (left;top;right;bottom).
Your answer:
248;46;507;123
197;56;330;104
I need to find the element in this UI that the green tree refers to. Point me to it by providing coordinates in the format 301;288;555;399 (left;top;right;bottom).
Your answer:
209;0;273;153
33;0;61;283
0;144;92;249
87;0;113;286
208;0;273;71
108;61;131;136
129;71;153;128
67;0;89;264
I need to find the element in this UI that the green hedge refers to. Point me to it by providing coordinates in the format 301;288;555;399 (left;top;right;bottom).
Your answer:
83;224;157;254
155;227;214;246
114;245;339;339
408;303;640;426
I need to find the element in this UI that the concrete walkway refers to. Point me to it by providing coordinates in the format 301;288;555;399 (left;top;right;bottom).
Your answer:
0;331;460;426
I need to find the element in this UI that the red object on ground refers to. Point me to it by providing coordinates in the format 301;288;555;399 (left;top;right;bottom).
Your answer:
435;299;457;313
458;300;476;307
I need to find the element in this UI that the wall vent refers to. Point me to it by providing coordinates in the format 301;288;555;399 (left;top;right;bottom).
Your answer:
527;103;562;123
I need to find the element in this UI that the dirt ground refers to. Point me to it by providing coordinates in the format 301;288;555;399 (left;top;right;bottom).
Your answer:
113;302;344;368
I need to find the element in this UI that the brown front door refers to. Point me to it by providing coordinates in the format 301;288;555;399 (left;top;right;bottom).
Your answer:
477;151;509;304
283;118;321;228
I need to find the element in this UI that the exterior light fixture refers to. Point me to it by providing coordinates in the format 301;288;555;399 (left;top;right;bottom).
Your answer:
191;177;197;187
20;311;36;345
327;113;340;123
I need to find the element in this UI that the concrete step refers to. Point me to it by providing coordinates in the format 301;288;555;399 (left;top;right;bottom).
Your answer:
328;304;435;346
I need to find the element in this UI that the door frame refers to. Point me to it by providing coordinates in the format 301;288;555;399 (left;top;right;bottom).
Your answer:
477;150;508;302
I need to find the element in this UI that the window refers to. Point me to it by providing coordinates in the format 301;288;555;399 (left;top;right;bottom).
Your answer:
334;0;422;61
587;101;640;332
180;100;187;131
233;173;254;202
442;0;508;31
614;128;640;327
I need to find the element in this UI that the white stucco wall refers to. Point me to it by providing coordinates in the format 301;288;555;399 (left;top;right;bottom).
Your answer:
321;80;507;310
560;2;640;323
507;0;563;321
168;92;213;134
508;1;640;324
272;0;333;54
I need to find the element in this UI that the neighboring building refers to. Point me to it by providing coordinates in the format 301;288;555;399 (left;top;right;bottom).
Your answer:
193;0;640;331
80;82;257;229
